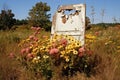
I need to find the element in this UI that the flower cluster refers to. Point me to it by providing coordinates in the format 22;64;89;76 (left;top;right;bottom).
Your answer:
85;33;97;48
49;34;84;61
85;34;96;43
17;27;94;79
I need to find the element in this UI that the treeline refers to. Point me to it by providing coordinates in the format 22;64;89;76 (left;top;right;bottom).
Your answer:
0;1;51;31
0;10;16;30
95;23;120;27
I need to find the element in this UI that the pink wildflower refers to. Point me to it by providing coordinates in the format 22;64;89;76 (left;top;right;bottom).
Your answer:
26;53;34;59
20;48;26;54
33;37;38;41
26;47;31;53
87;50;93;56
49;48;59;55
9;53;15;58
78;47;85;57
31;27;37;30
60;38;67;46
79;47;85;53
79;53;83;57
95;31;99;36
36;27;41;31
34;31;40;35
29;35;34;40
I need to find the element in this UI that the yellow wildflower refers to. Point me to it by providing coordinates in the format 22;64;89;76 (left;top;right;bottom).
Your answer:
64;35;69;38
73;49;78;55
61;51;65;55
58;45;63;50
75;41;81;47
64;56;69;62
33;48;38;53
60;54;64;57
85;34;96;39
32;57;40;63
69;37;76;43
67;36;74;41
43;55;49;59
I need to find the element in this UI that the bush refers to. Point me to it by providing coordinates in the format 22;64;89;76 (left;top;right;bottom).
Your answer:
13;27;100;80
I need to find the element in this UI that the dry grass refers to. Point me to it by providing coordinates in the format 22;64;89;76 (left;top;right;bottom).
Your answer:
0;26;120;80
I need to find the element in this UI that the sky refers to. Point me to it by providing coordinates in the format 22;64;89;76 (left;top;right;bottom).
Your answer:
0;0;120;23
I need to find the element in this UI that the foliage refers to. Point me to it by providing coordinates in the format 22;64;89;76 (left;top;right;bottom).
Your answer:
85;16;91;30
15;27;98;79
94;23;120;28
28;2;51;31
0;25;120;80
0;9;16;30
15;19;28;25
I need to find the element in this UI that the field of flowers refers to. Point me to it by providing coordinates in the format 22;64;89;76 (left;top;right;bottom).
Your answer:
0;25;120;80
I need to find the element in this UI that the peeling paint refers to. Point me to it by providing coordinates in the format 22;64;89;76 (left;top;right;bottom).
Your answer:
51;4;86;46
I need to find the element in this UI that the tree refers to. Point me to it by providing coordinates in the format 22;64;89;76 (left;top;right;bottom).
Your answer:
15;19;28;25
28;2;51;31
0;9;16;30
85;16;91;30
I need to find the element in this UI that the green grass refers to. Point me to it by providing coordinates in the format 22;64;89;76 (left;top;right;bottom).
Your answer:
0;25;120;80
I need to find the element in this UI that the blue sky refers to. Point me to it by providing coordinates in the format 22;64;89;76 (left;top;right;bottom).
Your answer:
0;0;120;23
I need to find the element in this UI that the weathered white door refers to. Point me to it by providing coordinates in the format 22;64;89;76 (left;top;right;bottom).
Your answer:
51;4;86;46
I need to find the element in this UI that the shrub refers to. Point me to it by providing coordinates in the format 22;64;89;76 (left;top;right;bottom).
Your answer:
13;27;100;80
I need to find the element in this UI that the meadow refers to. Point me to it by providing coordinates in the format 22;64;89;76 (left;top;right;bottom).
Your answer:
0;25;120;80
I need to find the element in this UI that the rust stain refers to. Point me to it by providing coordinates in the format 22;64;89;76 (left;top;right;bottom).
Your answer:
58;5;75;11
62;15;67;24
73;11;79;15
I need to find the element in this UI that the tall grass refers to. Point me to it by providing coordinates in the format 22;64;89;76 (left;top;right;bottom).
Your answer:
0;28;50;80
0;25;120;80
